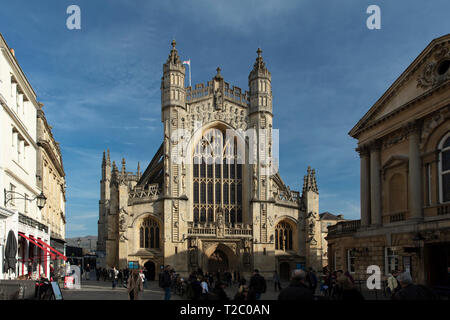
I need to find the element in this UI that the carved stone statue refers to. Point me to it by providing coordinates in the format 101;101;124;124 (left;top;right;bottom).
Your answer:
216;208;225;237
165;173;170;195
252;165;258;198
214;89;223;110
308;218;315;236
181;163;186;192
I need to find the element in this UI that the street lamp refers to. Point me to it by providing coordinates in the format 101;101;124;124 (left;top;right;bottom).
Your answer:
4;189;47;210
77;238;81;248
412;232;425;257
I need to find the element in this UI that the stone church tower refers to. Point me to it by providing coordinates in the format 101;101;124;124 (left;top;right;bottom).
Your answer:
97;41;323;279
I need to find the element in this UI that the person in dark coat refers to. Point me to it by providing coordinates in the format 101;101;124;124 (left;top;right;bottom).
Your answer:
393;272;437;300
306;268;318;294
160;265;173;300
278;269;314;301
249;269;267;300
337;275;364;301
212;281;229;300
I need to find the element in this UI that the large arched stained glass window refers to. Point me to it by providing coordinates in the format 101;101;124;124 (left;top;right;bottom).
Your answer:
140;217;160;249
193;128;243;224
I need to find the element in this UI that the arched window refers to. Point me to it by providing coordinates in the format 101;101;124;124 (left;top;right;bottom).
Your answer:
439;133;450;203
193;128;243;224
275;221;294;251
140;217;160;249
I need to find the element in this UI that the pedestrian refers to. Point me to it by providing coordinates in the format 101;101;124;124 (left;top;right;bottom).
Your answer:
238;277;247;286
96;267;100;281
200;277;209;300
127;270;144;300
159;265;173;300
337;275;364;301
306;268;318;295
140;269;147;289
212;281;229;300
393;272;437;300
208;272;214;288
85;264;90;280
226;271;232;287
386;270;399;297
112;267;119;289
249;269;266;300
278;269;313;300
234;285;252;301
273;270;282;291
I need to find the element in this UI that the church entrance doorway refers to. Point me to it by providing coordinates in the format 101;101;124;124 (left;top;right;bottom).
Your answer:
208;249;229;274
144;260;156;281
280;262;290;280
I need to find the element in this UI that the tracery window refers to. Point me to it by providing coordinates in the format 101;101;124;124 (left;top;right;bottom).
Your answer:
275;221;293;251
439;133;450;203
193;128;243;224
139;217;160;249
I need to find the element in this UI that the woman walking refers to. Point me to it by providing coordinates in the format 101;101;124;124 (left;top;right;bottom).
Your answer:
127;270;144;300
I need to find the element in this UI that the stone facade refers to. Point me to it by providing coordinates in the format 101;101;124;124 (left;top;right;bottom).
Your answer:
97;41;325;279
0;33;51;279
319;212;345;269
36;105;66;257
327;34;450;287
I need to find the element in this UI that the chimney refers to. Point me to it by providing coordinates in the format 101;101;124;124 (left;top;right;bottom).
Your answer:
10;48;15;56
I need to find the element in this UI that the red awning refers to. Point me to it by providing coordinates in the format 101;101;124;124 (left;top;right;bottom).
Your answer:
30;235;67;261
18;232;56;260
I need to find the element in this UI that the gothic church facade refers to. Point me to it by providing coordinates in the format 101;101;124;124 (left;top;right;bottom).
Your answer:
97;41;324;279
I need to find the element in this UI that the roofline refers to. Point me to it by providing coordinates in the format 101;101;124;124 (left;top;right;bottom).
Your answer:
0;32;38;99
348;33;450;139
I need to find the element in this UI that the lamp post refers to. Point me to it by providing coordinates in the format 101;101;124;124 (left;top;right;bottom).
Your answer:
412;232;425;258
4;189;47;210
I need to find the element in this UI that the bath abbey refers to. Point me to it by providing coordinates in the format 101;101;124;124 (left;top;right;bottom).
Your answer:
97;41;325;280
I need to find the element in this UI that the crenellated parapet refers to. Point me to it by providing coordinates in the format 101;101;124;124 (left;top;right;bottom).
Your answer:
186;81;249;107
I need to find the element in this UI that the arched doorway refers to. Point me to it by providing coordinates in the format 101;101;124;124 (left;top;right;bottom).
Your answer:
208;249;229;274
144;261;156;281
280;262;290;280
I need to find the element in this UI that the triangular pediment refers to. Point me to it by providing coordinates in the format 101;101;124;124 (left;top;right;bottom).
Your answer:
350;34;450;138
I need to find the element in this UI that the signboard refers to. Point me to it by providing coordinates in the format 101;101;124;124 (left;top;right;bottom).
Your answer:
64;276;74;289
51;282;64;300
128;261;139;269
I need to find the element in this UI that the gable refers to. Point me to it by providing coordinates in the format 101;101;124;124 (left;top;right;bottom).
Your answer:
350;34;450;138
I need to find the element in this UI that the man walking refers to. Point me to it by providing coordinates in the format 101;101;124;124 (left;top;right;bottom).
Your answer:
159;265;173;300
249;269;266;300
273;271;282;291
112;267;119;289
278;269;313;300
306;268;318;295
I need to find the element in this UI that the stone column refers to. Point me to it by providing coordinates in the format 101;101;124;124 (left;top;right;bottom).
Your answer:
408;121;423;220
370;141;382;226
358;146;371;227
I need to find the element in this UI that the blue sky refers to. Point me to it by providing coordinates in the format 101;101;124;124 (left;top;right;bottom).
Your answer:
1;1;449;238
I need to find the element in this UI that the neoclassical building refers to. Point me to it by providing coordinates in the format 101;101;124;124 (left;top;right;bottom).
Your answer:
327;34;450;287
97;41;324;279
37;104;66;265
